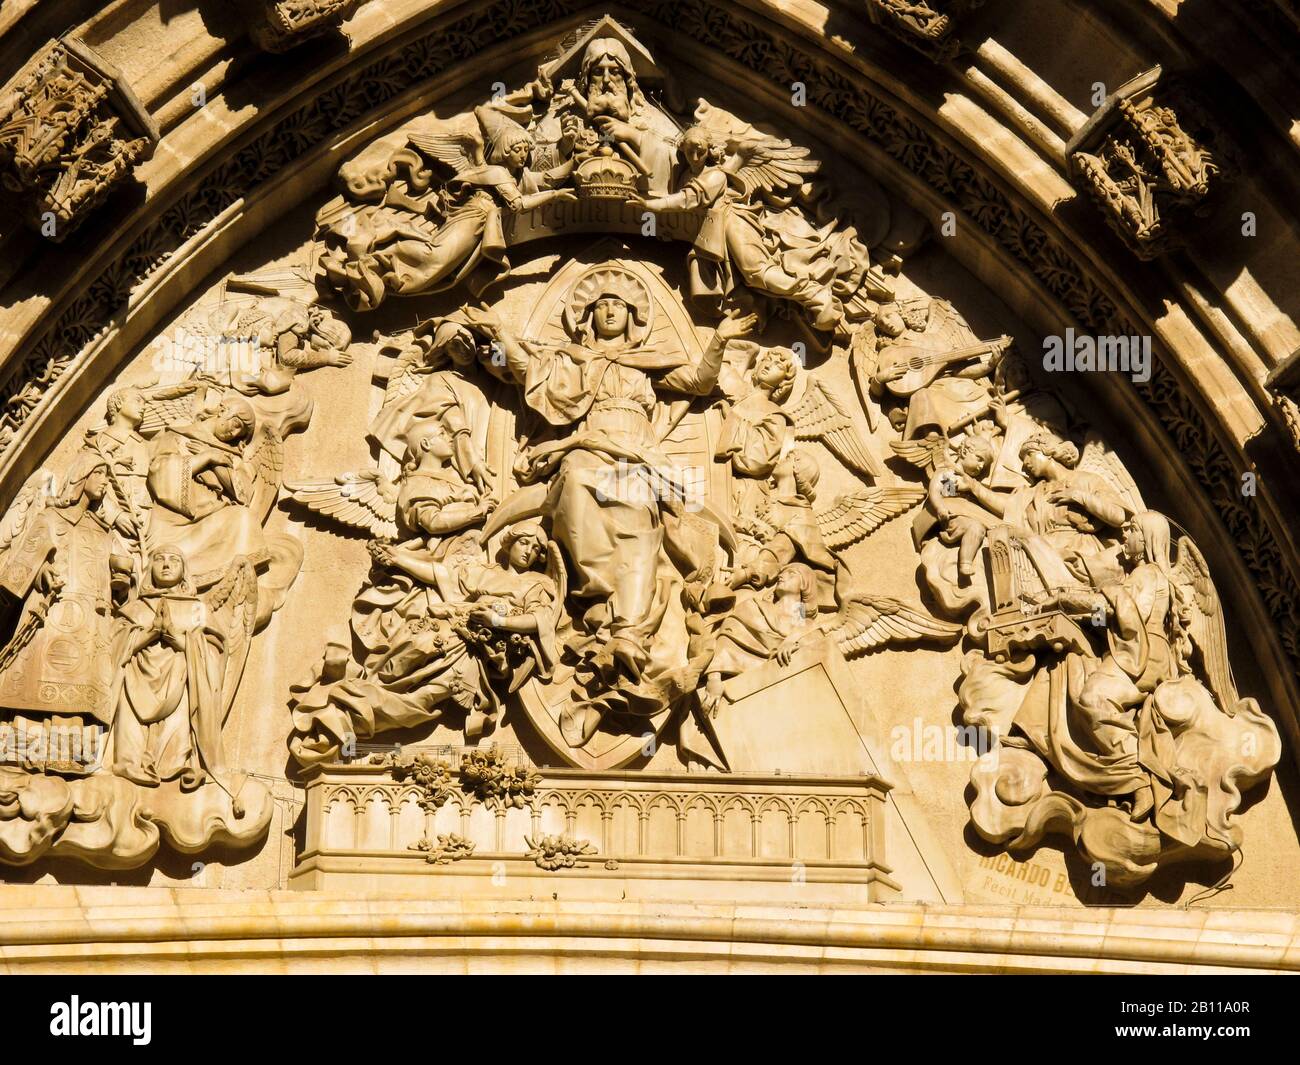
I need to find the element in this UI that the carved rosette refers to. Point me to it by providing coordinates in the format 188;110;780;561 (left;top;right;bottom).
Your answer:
249;0;366;52
864;0;984;62
1068;67;1224;260
0;38;158;241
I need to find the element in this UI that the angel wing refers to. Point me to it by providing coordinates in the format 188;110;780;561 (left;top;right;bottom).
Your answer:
823;592;962;658
1172;534;1240;712
1077;431;1144;515
848;325;881;431
203;556;259;719
787;376;882;477
135;381;206;437
246;422;285;523
814;486;925;551
544;537;568;636
373;332;431;410
407;128;484;175
888;434;950;477
694;100;820;197
284;470;399;539
0;468;56;553
724;135;820;198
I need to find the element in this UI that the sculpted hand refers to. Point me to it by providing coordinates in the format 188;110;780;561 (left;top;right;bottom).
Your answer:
727;566;753;590
469;606;501;628
1019;589;1054;612
715;312;759;342
469;459;494;493
990;390;1009;427
775;637;802;667
461;306;502;340
593;115;637;146
699;674;725;719
559;112;582;155
192;448;234;475
1045;483;1074;505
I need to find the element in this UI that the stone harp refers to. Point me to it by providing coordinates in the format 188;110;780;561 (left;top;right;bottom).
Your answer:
981;526;1091;663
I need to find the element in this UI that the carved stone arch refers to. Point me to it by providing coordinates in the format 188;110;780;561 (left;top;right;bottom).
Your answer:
718;793;760;819
792;795;834;820
1;0;1299;972
322;785;359;813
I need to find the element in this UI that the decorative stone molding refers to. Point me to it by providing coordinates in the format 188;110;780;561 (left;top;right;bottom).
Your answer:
1067;67;1223;260
293;761;898;901
377;746;540;811
247;0;366;52
410;833;475;863
865;0;984;62
525;834;597;870
0;37;158;241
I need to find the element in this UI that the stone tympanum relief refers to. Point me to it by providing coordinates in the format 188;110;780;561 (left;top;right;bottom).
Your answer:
0;18;1278;890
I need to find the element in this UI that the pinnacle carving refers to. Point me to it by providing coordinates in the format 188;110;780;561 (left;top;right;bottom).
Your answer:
864;0;984;61
249;0;366;52
1068;68;1224;260
0;38;158;241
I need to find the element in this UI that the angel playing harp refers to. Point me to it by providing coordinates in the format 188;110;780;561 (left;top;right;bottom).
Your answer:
637;107;891;332
316;102;578;311
1011;510;1245;824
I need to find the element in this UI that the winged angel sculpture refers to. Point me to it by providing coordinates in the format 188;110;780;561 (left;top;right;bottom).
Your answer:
283;253;959;770
888;349;1281;885
0;374;309;866
312;26;900;339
